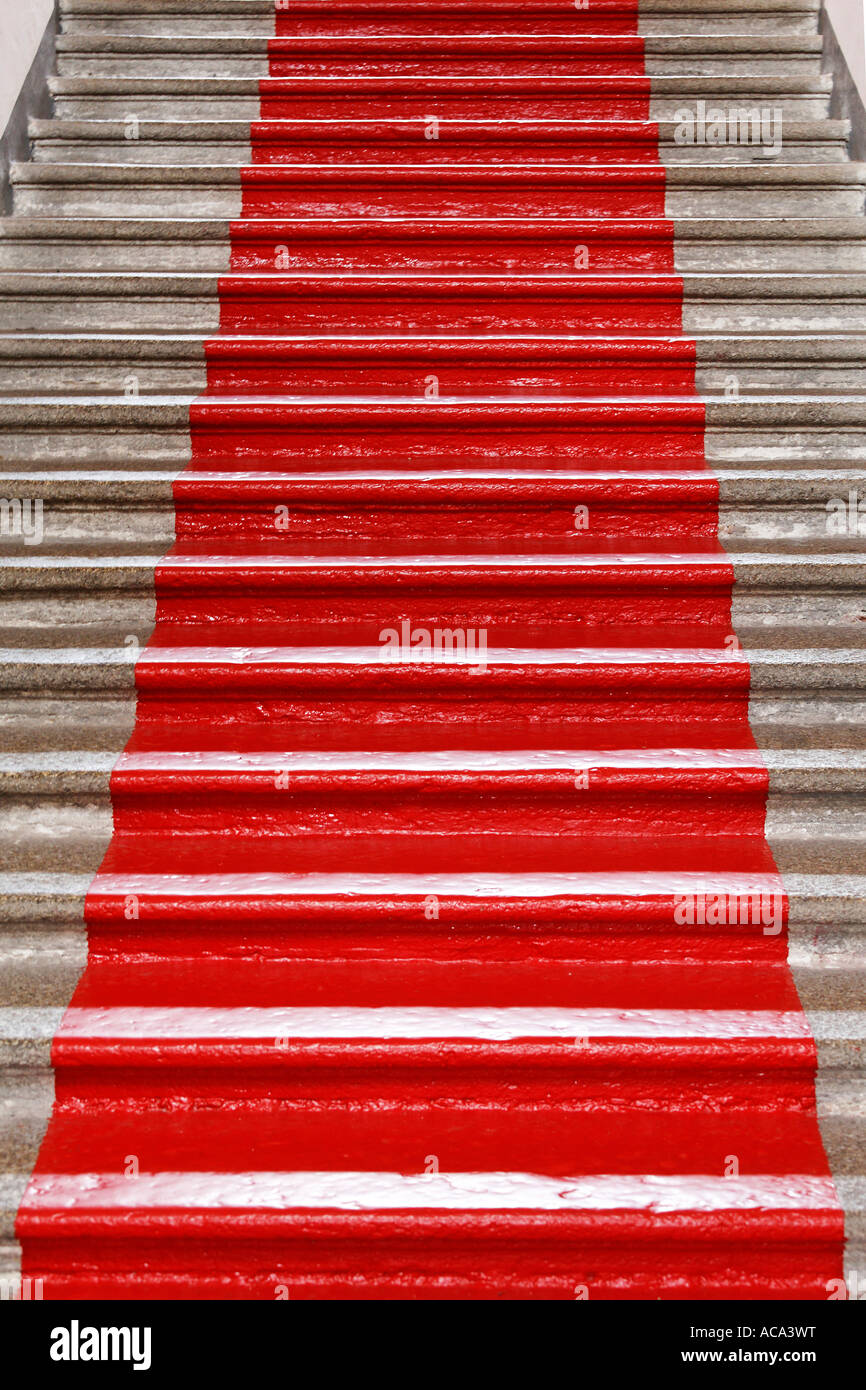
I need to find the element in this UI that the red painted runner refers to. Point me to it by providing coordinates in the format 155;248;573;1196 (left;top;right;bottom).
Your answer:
17;0;843;1299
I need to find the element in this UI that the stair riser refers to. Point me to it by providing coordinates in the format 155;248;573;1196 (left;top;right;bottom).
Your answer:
106;782;771;837
685;304;866;331
0;301;220;332
145;577;733;628
54;58;825;81
50;1049;818;1110
50;95;835;120
708;428;866;461
0;243;233;271
5;297;866;334
680;245;866;270
4;781;864;834
3;297;864;334
3;874;863;931
173;499;852;544
4;350;696;394
64;20;647;38
8;1262;842;1302
30;141;849;166
208;361;694;395
59;905;866;951
699;367;866;393
4;225;681;274
37;140;671;166
219;291;682;334
58;17;822;39
0;504;854;546
11;361;864;396
0;432;190;465
14;1098;832;1174
5;424;866;464
0;505;174;544
2;574;861;625
0;365;207;393
15;186;862;218
3;239;864;274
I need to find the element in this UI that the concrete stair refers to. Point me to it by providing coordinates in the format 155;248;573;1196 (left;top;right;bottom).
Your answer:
0;0;864;1297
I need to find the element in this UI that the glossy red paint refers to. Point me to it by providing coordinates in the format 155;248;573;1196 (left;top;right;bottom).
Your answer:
17;0;843;1300
238;164;667;218
257;76;654;121
226;218;678;272
202;337;695;396
247;120;663;165
272;0;643;39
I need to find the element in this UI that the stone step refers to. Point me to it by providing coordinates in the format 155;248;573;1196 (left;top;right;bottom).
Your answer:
2;461;864;536
0;215;864;274
5;268;866;335
2;747;866;859
1;550;864;660
1;391;866;452
57;0;820;20
26;116;850;167
47;74;835;123
12;159;862;219
56;0;823;40
0;842;864;928
49;35;825;85
3;331;866;396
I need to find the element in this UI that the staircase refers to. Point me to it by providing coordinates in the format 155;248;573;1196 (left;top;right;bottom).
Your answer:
1;0;864;1298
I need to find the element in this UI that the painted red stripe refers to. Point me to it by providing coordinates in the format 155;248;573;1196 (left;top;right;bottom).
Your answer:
271;0;642;30
17;0;842;1300
30;1109;833;1178
257;77;654;121
226;218;677;272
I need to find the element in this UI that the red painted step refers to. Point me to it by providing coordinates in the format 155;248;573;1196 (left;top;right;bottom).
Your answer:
272;0;640;30
173;472;717;543
107;754;772;838
264;36;649;81
202;337;696;396
190;399;703;467
239;163;666;216
257;76;653;120
226;218;677;272
16;0;842;1300
173;473;718;545
27;1109;830;1184
247;119;662;164
216;272;681;333
274;16;641;36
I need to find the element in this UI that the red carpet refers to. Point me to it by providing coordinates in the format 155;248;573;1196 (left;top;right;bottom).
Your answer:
18;0;843;1299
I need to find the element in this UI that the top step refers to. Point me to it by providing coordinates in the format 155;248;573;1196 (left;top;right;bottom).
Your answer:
57;0;823;39
59;0;822;15
58;1;820;14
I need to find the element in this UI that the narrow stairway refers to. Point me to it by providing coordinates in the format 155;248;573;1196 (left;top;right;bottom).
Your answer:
1;0;864;1299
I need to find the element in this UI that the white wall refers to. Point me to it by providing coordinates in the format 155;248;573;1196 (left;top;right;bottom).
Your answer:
825;0;866;98
0;0;55;138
